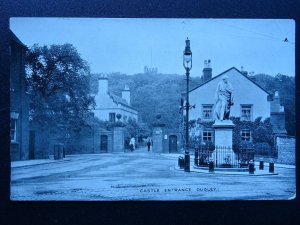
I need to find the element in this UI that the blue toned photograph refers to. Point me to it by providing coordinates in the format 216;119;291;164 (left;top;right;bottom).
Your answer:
10;18;295;200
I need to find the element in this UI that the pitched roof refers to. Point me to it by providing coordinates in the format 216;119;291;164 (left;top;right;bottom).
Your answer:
189;67;271;95
108;92;137;111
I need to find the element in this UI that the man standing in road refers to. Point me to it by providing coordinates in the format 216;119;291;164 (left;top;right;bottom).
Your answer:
146;137;152;151
129;136;136;152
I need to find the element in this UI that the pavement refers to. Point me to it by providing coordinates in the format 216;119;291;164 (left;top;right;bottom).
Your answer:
10;147;296;201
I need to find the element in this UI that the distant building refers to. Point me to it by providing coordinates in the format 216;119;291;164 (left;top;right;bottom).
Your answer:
10;31;29;161
187;66;286;143
144;66;158;74
93;75;138;122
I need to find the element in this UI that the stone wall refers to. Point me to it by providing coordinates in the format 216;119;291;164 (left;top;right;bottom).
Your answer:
152;127;164;153
277;136;295;165
113;127;124;152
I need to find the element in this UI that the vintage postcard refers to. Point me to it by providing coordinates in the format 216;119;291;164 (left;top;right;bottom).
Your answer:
9;18;295;200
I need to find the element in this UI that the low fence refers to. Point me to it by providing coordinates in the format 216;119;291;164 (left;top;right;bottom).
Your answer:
194;145;255;168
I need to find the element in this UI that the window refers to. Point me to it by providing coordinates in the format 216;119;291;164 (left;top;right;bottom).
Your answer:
202;104;213;120
241;105;253;121
241;129;251;141
202;130;213;142
10;119;17;142
109;113;116;122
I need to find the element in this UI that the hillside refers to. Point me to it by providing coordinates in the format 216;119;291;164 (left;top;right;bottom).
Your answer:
91;72;295;135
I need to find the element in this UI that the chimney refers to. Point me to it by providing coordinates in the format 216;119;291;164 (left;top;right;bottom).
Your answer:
122;85;131;105
270;91;287;135
240;66;249;76
271;91;284;113
202;59;212;82
98;74;108;94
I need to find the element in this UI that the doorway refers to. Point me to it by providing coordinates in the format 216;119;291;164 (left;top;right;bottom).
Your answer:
169;135;177;153
100;135;108;152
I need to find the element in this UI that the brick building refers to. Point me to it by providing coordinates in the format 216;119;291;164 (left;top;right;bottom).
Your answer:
10;31;29;161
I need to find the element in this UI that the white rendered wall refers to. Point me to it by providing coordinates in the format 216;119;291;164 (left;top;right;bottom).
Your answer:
189;68;270;121
93;79;138;121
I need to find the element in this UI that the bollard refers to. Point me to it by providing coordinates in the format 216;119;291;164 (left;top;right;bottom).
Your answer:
249;160;255;174
178;156;184;169
209;160;214;172
184;154;190;172
194;148;199;165
178;157;181;168
269;160;275;173
259;159;264;170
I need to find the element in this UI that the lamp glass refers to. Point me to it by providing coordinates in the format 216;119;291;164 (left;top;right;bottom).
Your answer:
184;54;192;63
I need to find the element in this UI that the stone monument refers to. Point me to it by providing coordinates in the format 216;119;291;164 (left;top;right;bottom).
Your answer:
212;75;236;165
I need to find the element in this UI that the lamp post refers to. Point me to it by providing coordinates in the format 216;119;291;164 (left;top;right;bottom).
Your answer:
183;38;192;172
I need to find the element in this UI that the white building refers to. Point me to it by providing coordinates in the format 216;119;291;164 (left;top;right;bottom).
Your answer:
188;64;286;142
93;75;138;122
190;67;271;122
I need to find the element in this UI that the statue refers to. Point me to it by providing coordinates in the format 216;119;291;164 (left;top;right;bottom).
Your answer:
214;75;233;121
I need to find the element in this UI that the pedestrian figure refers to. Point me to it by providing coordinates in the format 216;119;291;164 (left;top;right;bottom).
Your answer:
147;137;152;151
129;136;135;152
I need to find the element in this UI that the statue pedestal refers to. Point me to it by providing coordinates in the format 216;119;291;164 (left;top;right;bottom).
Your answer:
212;120;236;166
213;120;235;148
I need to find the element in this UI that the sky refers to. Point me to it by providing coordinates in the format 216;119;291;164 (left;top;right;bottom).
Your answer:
10;18;295;77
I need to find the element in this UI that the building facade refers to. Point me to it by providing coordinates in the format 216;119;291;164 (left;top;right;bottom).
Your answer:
93;75;138;123
188;66;286;143
10;31;29;161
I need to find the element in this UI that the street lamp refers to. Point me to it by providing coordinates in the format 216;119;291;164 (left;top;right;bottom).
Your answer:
183;38;192;172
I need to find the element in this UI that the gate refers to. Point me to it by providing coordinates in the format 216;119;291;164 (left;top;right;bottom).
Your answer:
100;135;108;152
169;135;178;153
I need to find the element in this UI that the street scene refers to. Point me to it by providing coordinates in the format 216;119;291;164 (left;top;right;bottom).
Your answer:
11;148;295;200
10;18;295;200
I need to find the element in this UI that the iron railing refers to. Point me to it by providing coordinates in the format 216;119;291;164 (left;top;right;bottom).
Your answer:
194;145;255;168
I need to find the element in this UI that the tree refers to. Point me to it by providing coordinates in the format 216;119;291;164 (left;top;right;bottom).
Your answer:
26;44;95;138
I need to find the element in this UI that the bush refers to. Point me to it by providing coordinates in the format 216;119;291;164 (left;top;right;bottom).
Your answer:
254;142;271;156
201;141;215;151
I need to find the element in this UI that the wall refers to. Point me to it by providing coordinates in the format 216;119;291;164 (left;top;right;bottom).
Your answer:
152;126;164;153
277;136;295;165
94;106;138;122
10;38;29;161
29;122;50;159
189;68;270;122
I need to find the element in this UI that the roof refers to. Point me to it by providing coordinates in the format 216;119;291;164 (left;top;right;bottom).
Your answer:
108;92;138;111
189;67;271;95
10;30;27;48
